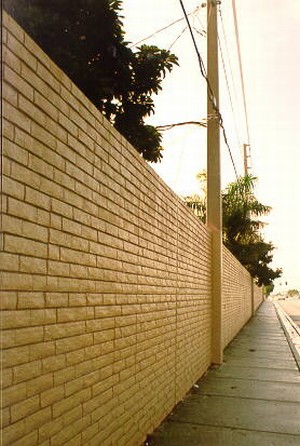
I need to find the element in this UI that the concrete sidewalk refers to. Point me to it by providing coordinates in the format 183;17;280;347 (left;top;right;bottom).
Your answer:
148;301;300;446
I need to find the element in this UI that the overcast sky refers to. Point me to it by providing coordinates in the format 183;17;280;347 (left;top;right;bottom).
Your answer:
122;0;300;292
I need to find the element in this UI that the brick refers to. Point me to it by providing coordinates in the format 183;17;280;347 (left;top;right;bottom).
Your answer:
40;385;65;408
60;247;96;267
34;90;59;121
2;418;26;444
2;175;25;200
20;256;47;274
50;416;88;446
11;395;40;422
45;292;68;308
20;59;46;91
25;187;51;211
17;292;45;309
1;271;33;292
56;334;93;355
0;252;19;271
2;118;15;141
57;307;94;323
3;326;44;348
2;367;13;388
44;321;85;340
29;341;56;361
30;121;57;150
3;100;31;132
58;111;78;136
91;374;119;399
26;373;54;397
3;43;22;73
5;234;48;258
50;214;62;231
81;421;99;444
3;81;18;106
28;153;54;180
48;260;70;277
0;291;17;309
68;294;87;307
10;430;39;446
65;349;86;366
13;359;42;384
42;354;66;374
8;196;39;221
24;407;52;433
36;61;60;92
94;306;122;318
93;329;115;345
86;318;115;332
2;382;27;408
52;388;91;418
8;31;37;69
50;200;73;219
2;310;31;329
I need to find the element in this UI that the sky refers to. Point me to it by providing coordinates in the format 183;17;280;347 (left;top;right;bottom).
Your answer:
122;0;300;292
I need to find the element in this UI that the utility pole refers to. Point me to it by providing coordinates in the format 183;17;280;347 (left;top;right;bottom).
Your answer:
243;143;251;176
207;0;223;364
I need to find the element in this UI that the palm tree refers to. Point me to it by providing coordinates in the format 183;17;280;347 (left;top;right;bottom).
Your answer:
184;174;282;286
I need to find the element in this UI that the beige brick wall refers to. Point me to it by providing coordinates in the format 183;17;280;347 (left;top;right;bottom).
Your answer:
253;282;263;312
1;13;213;446
222;247;253;348
1;12;263;445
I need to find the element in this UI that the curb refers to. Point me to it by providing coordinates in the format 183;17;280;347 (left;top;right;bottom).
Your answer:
273;301;300;371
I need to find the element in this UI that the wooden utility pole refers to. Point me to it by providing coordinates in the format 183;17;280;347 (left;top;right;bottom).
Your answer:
207;0;223;364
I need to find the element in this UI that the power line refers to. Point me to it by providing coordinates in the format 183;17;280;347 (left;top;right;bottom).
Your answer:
168;25;188;51
232;0;251;146
217;19;243;161
218;7;243;152
218;7;240;112
179;0;239;179
157;120;207;131
130;17;185;48
130;5;203;49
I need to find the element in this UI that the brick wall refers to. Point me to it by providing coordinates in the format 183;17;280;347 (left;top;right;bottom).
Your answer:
1;13;262;446
222;247;253;349
253;281;263;312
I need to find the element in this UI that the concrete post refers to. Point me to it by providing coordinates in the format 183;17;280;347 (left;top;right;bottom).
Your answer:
207;0;223;364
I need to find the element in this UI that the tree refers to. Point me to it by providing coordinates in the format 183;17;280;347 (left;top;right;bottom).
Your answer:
221;175;282;286
264;283;274;297
4;0;178;162
287;289;299;298
184;174;282;287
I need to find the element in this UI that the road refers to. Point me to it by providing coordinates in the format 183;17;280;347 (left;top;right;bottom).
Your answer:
277;299;300;327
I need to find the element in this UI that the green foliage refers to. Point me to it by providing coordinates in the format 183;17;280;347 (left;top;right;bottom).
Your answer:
264;283;274;297
4;0;178;162
222;175;282;286
287;289;299;298
184;174;282;287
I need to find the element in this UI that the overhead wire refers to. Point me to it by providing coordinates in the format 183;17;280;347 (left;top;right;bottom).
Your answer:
168;25;188;51
232;0;251;146
179;0;239;179
217;20;243;158
157;120;207;131
129;16;185;48
218;6;240;113
218;6;243;154
129;5;203;49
